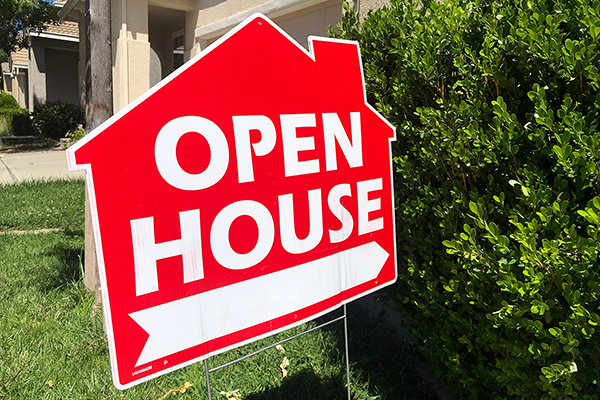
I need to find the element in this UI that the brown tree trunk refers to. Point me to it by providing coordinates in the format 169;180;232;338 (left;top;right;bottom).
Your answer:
84;0;112;298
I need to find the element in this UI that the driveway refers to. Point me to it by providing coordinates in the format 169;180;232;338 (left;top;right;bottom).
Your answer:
0;150;85;184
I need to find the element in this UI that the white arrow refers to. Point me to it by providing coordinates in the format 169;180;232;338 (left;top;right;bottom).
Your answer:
130;241;388;366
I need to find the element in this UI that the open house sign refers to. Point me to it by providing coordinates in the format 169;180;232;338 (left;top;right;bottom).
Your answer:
67;14;397;389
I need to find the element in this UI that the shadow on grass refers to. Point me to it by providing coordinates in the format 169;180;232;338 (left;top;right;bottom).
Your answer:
244;369;347;400
40;230;84;292
0;137;58;153
319;303;439;400
243;304;439;400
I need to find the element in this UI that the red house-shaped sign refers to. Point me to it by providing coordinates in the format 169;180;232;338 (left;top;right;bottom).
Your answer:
67;14;396;389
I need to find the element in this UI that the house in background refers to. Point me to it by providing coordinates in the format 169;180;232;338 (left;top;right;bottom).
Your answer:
27;19;80;110
1;0;81;111
1;48;29;109
59;0;389;113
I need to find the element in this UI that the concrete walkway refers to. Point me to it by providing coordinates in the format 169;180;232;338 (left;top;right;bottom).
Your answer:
0;150;84;184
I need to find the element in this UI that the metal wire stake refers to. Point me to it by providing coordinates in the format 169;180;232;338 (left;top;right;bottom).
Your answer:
202;312;348;399
204;358;212;400
344;304;351;399
209;315;346;373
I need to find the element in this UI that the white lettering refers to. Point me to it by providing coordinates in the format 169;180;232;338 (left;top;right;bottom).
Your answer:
156;113;363;189
210;200;275;269
232;115;277;183
280;113;319;177
155;116;229;191
129;178;386;292
279;189;323;254
130;209;204;296
328;183;353;243
323;112;362;171
357;178;383;235
132;365;152;376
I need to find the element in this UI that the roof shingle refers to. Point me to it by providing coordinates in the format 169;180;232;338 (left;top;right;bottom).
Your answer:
44;20;79;36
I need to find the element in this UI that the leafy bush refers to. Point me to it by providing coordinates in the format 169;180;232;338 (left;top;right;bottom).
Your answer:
63;127;85;148
334;0;600;398
0;93;31;136
0;92;20;109
0;114;10;136
9;109;33;136
32;101;84;139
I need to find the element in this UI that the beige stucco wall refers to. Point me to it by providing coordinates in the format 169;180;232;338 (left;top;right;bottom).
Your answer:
2;73;11;95
193;0;347;46
111;0;152;111
111;0;187;111
106;0;353;111
274;0;341;48
2;68;28;110
1;64;10;94
2;49;29;109
62;0;390;113
13;70;28;109
358;0;391;20
196;0;272;29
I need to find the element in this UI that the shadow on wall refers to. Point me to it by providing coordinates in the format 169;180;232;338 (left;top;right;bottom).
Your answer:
45;47;79;105
200;0;228;10
33;94;43;110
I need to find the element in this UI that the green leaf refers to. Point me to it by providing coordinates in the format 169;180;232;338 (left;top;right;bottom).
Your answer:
553;145;563;158
469;202;478;215
565;38;574;52
582;326;595;339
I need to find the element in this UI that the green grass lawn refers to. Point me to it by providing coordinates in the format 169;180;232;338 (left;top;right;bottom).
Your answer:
0;180;437;399
0;180;85;232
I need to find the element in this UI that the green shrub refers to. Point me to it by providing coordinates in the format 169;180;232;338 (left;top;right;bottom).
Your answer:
10;110;33;136
0;92;21;110
334;0;600;398
0;109;33;137
63;127;85;148
32;101;84;139
0;114;10;136
0;93;31;136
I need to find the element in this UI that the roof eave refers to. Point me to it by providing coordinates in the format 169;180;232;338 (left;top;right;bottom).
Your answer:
59;0;84;21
